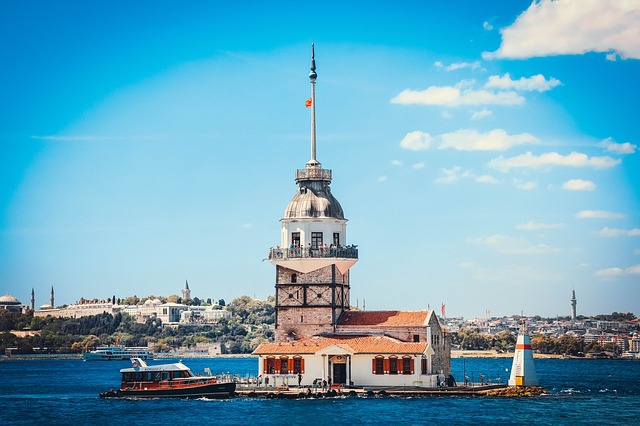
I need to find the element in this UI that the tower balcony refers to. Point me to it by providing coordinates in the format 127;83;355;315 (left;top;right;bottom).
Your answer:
268;245;358;274
295;167;332;183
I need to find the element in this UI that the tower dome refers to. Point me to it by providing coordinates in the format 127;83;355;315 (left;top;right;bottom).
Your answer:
284;174;344;219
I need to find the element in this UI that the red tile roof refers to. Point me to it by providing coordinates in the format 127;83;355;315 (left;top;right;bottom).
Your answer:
338;310;430;327
253;334;427;356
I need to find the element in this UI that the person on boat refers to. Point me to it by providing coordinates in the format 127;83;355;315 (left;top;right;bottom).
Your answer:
297;373;302;387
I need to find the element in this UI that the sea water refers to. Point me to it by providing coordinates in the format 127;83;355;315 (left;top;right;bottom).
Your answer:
1;357;638;425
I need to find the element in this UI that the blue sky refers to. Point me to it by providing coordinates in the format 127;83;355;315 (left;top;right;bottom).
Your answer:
1;0;639;318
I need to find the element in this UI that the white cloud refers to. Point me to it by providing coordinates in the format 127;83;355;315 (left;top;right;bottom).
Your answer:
562;179;597;191
489;151;621;172
471;109;493;120
597;227;640;237
485;73;561;92
400;129;536;152
576;210;626;219
469;234;561;254
599;137;637;154
441;111;453;119
514;180;537;190
434;60;482;71
435;166;470;184
391;85;524;107
412;162;425;170
399;131;433;151
595;267;625;278
390;159;403;167
475;175;498;184
596;264;640;279
378;176;388;182
483;0;640;60
439;129;537;151
516;221;564;230
483;21;493;31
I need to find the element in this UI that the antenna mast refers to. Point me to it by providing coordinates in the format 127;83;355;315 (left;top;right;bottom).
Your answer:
308;43;319;166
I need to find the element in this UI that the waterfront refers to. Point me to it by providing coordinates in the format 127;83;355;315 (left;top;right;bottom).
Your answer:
1;357;638;425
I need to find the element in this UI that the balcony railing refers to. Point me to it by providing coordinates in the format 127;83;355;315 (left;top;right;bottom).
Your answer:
295;168;332;182
268;245;358;261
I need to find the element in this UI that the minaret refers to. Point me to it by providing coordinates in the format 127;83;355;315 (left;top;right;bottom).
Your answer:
50;286;54;308
269;45;358;341
30;288;35;310
182;280;191;302
570;288;577;321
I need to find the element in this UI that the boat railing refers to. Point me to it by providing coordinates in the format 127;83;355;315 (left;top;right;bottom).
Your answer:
268;245;358;261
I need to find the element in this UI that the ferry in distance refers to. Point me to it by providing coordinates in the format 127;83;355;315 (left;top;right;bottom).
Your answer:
83;345;152;361
100;358;236;399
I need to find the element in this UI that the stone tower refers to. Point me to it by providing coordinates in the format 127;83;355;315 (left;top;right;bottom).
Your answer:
31;288;35;310
50;286;54;308
269;45;358;341
182;280;191;302
570;288;577;321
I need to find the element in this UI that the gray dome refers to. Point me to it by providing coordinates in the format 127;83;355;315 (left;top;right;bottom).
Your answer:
284;180;344;219
0;294;21;304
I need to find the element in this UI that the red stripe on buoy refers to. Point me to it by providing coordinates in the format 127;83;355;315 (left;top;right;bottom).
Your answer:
516;344;532;350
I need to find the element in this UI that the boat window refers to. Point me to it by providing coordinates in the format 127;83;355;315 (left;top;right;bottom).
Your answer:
162;372;170;380
153;372;161;381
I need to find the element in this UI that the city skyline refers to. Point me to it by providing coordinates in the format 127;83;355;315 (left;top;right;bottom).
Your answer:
1;1;639;318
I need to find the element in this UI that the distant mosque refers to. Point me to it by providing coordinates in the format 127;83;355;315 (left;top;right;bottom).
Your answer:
253;45;451;388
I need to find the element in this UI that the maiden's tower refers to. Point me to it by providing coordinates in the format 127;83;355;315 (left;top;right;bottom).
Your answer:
254;46;450;388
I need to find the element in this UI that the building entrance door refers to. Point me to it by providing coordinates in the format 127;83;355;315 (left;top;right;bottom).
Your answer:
333;363;346;385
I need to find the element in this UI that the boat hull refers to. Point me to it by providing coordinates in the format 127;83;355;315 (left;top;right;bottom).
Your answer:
101;382;236;399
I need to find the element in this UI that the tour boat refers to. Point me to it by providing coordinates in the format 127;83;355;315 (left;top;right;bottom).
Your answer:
83;345;152;361
100;358;236;399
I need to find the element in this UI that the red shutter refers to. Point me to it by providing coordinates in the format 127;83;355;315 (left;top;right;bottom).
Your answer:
288;358;294;372
301;358;305;374
383;358;390;374
372;358;376;374
263;358;268;374
410;358;415;374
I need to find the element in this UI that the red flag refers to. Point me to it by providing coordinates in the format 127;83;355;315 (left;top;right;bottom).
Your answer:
441;304;445;316
305;98;312;108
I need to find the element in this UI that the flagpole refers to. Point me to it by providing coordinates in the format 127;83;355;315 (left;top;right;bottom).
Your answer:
309;43;317;165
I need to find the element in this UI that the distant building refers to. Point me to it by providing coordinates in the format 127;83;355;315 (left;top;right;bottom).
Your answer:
0;294;23;313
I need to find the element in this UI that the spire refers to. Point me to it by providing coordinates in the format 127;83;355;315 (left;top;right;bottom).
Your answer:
50;286;54;308
307;43;319;167
31;288;35;310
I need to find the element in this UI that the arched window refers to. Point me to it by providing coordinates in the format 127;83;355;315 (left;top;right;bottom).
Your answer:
372;356;384;375
389;356;398;375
